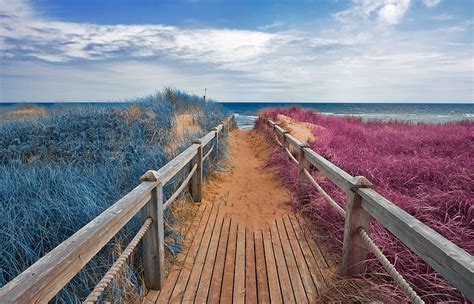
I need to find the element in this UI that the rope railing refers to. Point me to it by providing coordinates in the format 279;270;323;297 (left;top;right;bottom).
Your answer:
274;135;283;147
83;217;153;304
203;144;214;161
302;168;346;217
358;227;424;304
285;147;299;164
163;163;197;210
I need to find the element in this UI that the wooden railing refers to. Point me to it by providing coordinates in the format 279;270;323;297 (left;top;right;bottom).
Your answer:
0;115;236;303
265;118;473;303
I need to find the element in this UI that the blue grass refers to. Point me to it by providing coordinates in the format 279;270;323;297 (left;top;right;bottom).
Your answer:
0;89;227;302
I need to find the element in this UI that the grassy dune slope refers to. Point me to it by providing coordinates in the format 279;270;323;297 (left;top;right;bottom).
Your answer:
0;89;226;303
256;107;473;303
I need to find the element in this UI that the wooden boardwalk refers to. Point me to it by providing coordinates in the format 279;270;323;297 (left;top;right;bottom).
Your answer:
145;202;333;303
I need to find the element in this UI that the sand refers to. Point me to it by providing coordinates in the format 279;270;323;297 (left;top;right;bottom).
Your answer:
202;129;293;226
276;114;324;143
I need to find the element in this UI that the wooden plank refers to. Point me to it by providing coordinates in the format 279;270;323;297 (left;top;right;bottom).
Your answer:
262;226;283;304
254;229;270;304
285;133;303;148
169;203;219;302
200;130;216;147
283;215;319;300
0;181;155;303
341;178;372;276
359;188;474;301
140;144;199;185
245;227;257;303
274;124;286;136
275;218;307;303
182;210;223;302
295;216;330;270
287;215;328;293
269;221;295;303
190;139;203;202
302;147;354;193
156;203;209;302
207;217;231;303
195;216;228;303
220;219;238;303
141;185;165;290
233;223;246;303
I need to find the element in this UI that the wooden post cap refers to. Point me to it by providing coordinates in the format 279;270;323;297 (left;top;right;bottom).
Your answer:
351;176;373;188
140;170;160;182
192;139;202;144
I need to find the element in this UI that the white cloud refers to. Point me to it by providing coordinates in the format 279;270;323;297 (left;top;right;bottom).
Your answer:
0;0;472;102
432;14;454;21
335;0;411;25
422;0;441;8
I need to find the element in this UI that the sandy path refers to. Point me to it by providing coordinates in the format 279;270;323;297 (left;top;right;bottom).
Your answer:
202;129;293;226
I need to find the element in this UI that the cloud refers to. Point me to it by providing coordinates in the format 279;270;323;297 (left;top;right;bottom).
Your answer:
0;0;472;102
422;0;441;8
0;0;277;65
335;0;411;25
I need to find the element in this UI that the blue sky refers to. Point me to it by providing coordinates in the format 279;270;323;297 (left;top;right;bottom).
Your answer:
0;0;473;102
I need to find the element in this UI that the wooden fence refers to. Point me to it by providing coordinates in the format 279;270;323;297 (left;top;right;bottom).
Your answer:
0;115;236;303
265;118;473;303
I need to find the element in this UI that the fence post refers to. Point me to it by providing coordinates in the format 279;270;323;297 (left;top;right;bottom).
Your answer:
297;144;311;205
140;183;165;290
190;139;203;202
282;131;289;150
341;176;373;276
212;127;219;157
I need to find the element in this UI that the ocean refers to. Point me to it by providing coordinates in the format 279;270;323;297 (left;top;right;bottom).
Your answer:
1;102;472;130
220;102;474;129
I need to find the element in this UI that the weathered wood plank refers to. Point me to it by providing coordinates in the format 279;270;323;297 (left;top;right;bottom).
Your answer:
195;216;227;303
141;185;165;290
170;203;218;302
140;144;199;184
207;217;231;303
0;181;155;303
295;216;331;271
302;148;355;193
233;223;246;303
359;188;474;301
220;219;238;303
201;130;216;147
287;215;328;293
281;216;318;302
285;133;304;148
156;203;209;302
275;218;307;303
245;227;258;303
262;226;283;304
182;206;221;302
254;229;270;304
270;220;296;303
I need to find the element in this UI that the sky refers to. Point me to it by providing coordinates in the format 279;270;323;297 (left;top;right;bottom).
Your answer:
0;0;473;102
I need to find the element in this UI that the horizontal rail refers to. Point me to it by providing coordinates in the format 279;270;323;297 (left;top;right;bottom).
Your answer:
201;130;217;147
140;144;199;184
163;163;198;210
0;181;156;303
358;188;474;300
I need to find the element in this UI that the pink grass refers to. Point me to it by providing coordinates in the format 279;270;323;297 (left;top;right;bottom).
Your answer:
256;107;473;303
